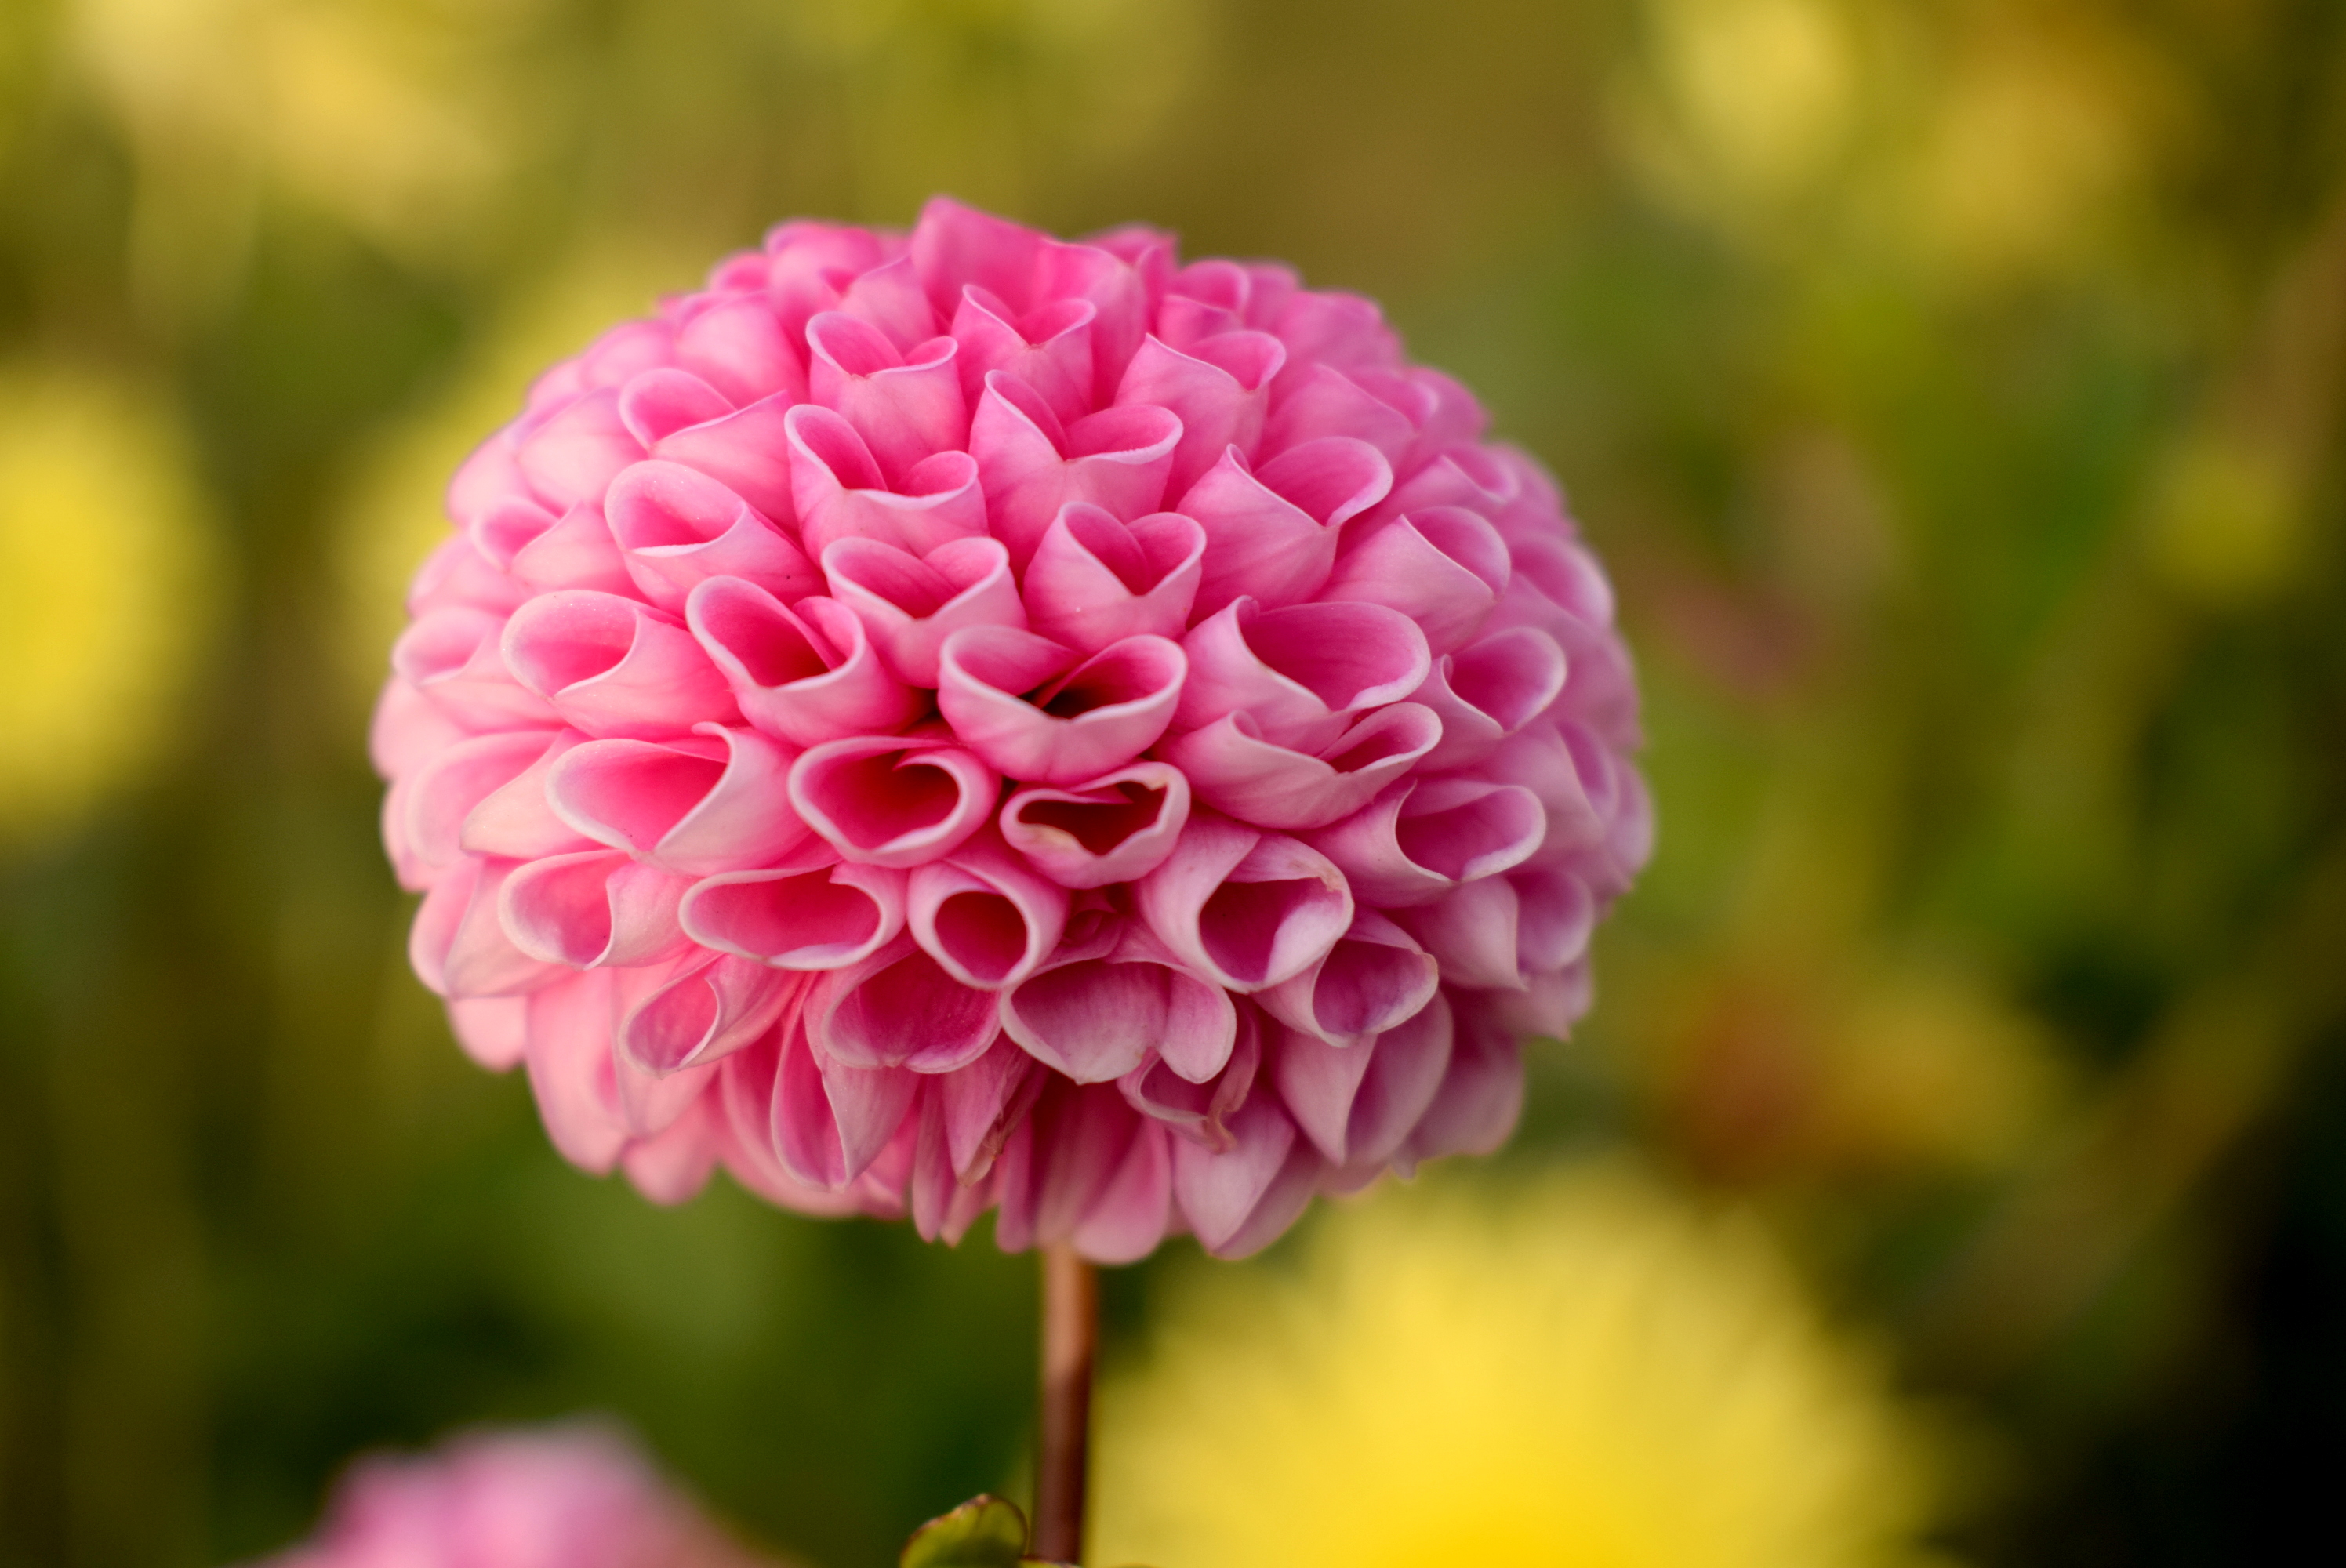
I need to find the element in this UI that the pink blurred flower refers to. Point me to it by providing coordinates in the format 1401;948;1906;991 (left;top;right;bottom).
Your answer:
376;198;1652;1261
251;1422;775;1568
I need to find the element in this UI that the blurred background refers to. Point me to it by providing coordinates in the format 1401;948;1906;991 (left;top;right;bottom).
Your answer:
1;0;2341;1563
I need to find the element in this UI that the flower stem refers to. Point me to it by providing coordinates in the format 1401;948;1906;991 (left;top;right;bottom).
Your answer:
1034;1242;1097;1563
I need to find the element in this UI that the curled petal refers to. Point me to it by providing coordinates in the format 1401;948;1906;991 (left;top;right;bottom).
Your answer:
370;675;468;779
805;311;966;483
1404;995;1525;1165
1410;627;1568;771
392;608;561;731
648;390;801;525
674;294;807;407
687;579;921;746
968;373;1181;567
938;626;1186;786
833;254;938;351
1323;505;1510;654
786;404;986;561
1176;597;1431;752
1481;720;1622;861
911;196;1048;314
619;952;807;1074
1113;332;1284;494
616;367;733;448
509;503;636;597
1306;776;1546;908
620;1089;724;1205
1255;909;1440;1047
939;1035;1040;1181
1021;505;1204;654
822;534;1026;687
788;734;997;868
1260;362;1415;463
1159;702;1440;832
1178;436;1390;615
1037;238;1153;402
1134;814;1353;993
517;388;642;511
995;1080;1169;1258
1070;1111;1173;1265
998;761;1190;888
775;1015;920;1191
448;995;529;1072
500;849;692;970
459;730;596;862
807;935;1000;1073
1274;992;1453;1167
681;858;906;970
1394;875;1523;990
605;459;818;612
1170;1091;1320;1257
410;532;527;617
907;837;1071;990
521;971;628;1172
1511;862;1596;975
1119;1002;1262;1152
1000;920;1236;1084
547;724;808;875
950;285;1095;423
411;858;567;1000
503;590;740;739
400;730;557;876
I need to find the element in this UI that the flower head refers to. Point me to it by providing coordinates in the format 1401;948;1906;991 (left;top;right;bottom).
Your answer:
1095;1167;1944;1568
250;1422;776;1568
376;198;1651;1260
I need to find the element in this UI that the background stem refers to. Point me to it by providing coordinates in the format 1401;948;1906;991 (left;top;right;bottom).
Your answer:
1034;1242;1097;1563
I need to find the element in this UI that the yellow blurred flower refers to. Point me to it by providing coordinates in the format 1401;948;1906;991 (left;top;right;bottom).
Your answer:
1095;1164;1948;1568
0;366;216;844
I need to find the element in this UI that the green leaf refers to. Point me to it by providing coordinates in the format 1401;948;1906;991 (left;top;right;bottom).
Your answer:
900;1495;1030;1568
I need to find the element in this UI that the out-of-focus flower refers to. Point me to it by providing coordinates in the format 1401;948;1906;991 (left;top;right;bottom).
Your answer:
249;1421;779;1568
372;198;1652;1261
0;365;215;845
1094;1164;1946;1568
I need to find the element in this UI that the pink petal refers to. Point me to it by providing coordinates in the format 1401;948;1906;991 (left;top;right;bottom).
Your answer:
909;1097;1000;1245
400;730;557;875
680;858;906;970
1037;238;1155;402
1070;1116;1172;1265
1511;862;1596;975
616;367;734;448
788;734;997;868
369;675;468;779
517;388;643;511
821;534;1026;687
1481;720;1616;858
1394;875;1523;990
409;532;527;616
415;858;567;1000
687;579;922;746
939;1034;1039;1180
1114;332;1285;494
910;196;1048;314
448;995;529;1072
950;285;1095;424
522;970;628;1172
510;503;637;597
459;731;597;862
1404;994;1525;1165
1176;436;1390;615
499;848;692;969
804;311;967;484
620;1088;724;1205
1306;776;1546;908
604;459;818;612
1259;363;1415;464
999;920;1235;1084
995;1080;1161;1255
1322;505;1510;654
1255;909;1440;1047
1409;626;1568;770
619;952;807;1074
502;590;741;739
906;834;1071;989
787;404;986;560
1021;505;1204;654
968;373;1181;567
392;608;561;731
937;626;1186;786
648;390;801;526
807;936;1001;1073
1175;597;1432;752
547;724;809;876
832;254;938;350
1134;814;1353;992
1158;702;1441;831
997;761;1190;888
1170;1091;1302;1253
674;294;807;407
714;1032;872;1217
1276;991;1452;1167
1119;1001;1263;1152
774;1014;918;1190
610;959;728;1131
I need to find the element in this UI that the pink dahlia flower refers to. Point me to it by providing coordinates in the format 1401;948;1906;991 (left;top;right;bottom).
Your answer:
249;1422;775;1568
375;198;1651;1261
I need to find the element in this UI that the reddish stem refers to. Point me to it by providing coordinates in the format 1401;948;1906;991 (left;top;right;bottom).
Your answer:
1034;1242;1097;1563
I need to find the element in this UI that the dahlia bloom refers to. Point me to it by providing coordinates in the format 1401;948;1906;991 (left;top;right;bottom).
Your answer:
375;198;1650;1260
249;1422;775;1568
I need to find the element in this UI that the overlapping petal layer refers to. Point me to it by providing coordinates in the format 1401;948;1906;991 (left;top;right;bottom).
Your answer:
377;198;1649;1259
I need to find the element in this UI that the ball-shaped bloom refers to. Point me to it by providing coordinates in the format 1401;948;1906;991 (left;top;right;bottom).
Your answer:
249;1423;775;1568
375;198;1651;1261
